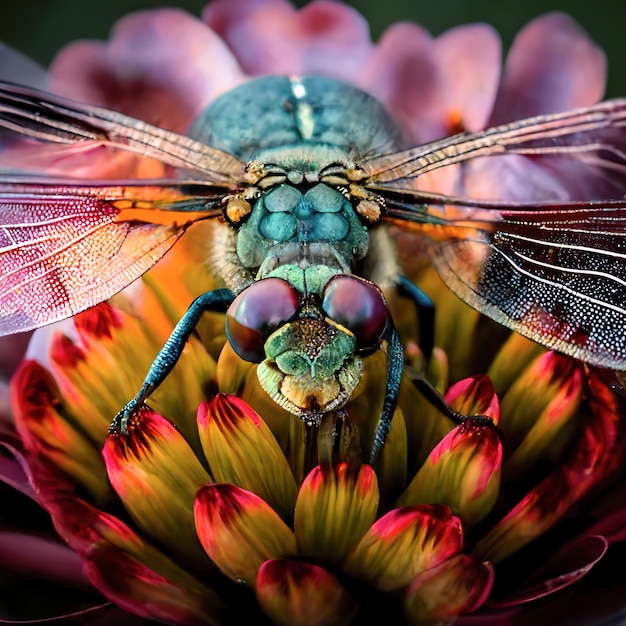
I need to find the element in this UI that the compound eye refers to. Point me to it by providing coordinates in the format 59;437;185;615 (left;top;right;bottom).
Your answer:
322;275;389;348
226;278;300;362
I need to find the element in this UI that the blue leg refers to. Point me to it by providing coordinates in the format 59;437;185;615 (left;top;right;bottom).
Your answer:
369;322;403;463
111;288;234;433
396;274;435;360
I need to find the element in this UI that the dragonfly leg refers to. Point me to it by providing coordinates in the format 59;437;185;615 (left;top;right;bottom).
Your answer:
110;288;234;434
369;321;403;463
404;364;493;428
396;274;435;361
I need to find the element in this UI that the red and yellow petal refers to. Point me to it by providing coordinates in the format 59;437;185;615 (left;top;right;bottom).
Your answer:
444;374;500;424
474;371;625;563
294;462;379;563
49;496;224;626
11;360;110;505
403;554;494;626
194;483;296;587
256;559;358;626
197;394;297;519
103;407;213;571
397;418;502;526
343;504;463;591
500;352;584;480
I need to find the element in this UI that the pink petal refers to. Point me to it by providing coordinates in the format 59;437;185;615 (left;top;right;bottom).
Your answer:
0;530;92;589
432;23;502;132
49;8;245;132
203;0;372;79
357;22;441;145
490;13;606;125
0;443;35;498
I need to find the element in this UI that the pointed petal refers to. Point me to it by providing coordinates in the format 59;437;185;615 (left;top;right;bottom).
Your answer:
403;555;494;625
256;559;358;626
194;483;296;587
294;462;378;563
487;333;545;395
49;496;226;625
103;407;213;571
343;505;463;591
474;371;624;563
397;418;502;526
500;352;584;481
10;360;110;504
198;394;297;519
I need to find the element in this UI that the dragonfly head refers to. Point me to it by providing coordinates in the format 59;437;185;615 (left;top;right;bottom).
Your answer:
225;274;389;422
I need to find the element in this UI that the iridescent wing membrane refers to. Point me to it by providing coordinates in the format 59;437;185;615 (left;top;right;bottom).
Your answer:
0;82;245;333
361;102;626;369
1;81;626;371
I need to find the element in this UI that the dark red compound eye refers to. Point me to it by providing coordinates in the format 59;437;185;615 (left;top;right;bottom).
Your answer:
322;275;389;348
226;278;301;362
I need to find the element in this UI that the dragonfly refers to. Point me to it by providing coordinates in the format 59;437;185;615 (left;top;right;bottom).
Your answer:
1;74;626;462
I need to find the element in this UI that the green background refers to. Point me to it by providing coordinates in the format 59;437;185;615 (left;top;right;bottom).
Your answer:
0;0;622;97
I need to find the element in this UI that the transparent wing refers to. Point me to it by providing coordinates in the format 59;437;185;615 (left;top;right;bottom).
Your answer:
0;81;245;182
0;179;225;335
363;99;626;199
366;100;626;369
0;82;246;335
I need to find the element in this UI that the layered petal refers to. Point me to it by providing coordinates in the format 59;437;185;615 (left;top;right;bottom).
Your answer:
50;8;244;132
397;418;502;526
294;462;378;563
49;496;224;625
197;394;297;519
103;407;213;571
473;371;624;563
203;0;372;80
194;483;296;587
11;360;110;504
343;505;463;591
403;554;494;625
500;352;584;481
256;559;358;626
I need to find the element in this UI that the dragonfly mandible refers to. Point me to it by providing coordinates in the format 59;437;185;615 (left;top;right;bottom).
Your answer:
1;75;626;461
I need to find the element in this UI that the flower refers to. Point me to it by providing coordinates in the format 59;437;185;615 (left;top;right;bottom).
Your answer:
2;1;626;625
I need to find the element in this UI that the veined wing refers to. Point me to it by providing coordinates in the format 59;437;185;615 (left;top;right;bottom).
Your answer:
0;81;245;182
384;195;626;370
364;100;626;370
362;99;626;200
0;178;225;335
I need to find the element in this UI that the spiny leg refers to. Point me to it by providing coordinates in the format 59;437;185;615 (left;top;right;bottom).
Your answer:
369;321;403;463
110;288;234;433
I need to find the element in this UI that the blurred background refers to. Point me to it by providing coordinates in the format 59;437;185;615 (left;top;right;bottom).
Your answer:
0;0;622;97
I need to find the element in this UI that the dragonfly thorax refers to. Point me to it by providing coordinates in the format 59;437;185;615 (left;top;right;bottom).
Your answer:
189;75;403;160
